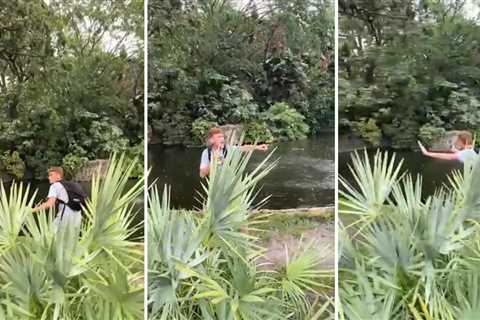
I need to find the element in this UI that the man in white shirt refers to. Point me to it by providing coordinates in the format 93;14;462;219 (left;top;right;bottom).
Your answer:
418;131;477;164
33;166;81;227
199;127;269;178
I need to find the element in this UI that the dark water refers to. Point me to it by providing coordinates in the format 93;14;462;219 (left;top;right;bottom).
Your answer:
149;135;335;210
339;149;463;197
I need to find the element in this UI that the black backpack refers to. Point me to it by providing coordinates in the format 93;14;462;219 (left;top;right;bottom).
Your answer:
207;145;228;162
57;180;88;212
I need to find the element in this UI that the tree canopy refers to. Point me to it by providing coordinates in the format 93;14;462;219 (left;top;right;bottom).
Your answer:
149;0;334;146
340;0;480;148
0;0;144;179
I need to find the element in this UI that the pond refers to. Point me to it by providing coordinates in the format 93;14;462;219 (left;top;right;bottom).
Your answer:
148;134;335;210
339;148;464;197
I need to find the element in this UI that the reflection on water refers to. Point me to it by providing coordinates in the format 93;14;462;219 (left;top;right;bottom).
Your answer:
149;135;335;210
339;149;463;197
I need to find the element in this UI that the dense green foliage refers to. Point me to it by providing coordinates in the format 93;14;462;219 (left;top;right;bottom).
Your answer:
0;1;144;179
0;155;144;319
149;0;334;146
148;146;334;319
339;151;480;319
340;1;480;148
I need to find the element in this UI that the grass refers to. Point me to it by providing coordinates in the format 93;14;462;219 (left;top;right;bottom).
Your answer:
254;213;332;240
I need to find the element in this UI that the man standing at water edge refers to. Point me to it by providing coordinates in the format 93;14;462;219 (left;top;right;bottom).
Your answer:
418;131;478;164
200;127;269;178
33;167;82;228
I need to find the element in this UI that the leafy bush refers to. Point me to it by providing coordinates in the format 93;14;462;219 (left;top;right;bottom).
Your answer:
0;151;26;179
195;73;260;124
87;120;130;157
445;88;480;129
62;153;89;180
123;142;145;178
340;1;480;149
0;154;144;319
354;118;382;147
265;102;310;141
149;106;194;145
305;70;335;132
148;0;334;146
418;124;446;146
0;1;143;178
245;121;274;144
261;52;308;105
0;111;138;179
191;118;219;145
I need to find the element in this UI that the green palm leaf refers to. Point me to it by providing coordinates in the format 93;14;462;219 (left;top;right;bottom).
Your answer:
0;153;144;319
0;182;36;252
340;151;480;319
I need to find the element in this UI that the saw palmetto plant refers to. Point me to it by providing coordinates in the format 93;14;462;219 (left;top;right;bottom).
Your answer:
148;145;334;320
339;150;480;320
0;154;144;320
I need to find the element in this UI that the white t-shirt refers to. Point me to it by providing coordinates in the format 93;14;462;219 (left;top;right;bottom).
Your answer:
200;146;234;169
47;182;79;217
457;149;477;164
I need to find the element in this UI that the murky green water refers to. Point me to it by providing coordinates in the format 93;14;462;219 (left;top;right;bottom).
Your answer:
149;134;335;210
339;149;464;197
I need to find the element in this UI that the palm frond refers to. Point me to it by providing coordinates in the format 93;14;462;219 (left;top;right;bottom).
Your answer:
201;142;277;257
340;152;480;319
149;143;332;319
0;153;144;319
277;239;333;317
339;149;404;225
0;182;36;252
82;153;144;260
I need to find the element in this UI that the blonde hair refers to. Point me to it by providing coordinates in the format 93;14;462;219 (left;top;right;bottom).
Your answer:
48;166;64;178
207;127;224;138
207;127;224;146
457;131;473;149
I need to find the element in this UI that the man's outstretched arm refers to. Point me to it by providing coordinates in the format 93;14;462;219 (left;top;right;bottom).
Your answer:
418;141;458;161
33;197;56;213
239;144;269;152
